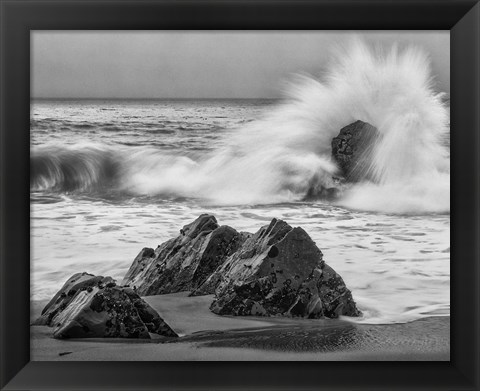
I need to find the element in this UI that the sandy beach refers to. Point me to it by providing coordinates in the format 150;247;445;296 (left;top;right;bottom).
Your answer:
31;292;450;361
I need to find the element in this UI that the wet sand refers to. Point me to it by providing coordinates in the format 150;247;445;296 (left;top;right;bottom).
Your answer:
30;292;450;361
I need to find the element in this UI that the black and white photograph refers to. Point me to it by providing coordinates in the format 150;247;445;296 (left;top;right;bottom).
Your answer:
30;30;450;361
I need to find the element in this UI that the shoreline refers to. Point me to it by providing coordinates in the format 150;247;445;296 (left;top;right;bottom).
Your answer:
31;292;450;361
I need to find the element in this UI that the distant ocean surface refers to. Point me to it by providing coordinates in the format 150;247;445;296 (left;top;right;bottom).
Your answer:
30;98;450;325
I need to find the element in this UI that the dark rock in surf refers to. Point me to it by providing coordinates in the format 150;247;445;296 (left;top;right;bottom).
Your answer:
207;218;361;319
332;120;380;182
34;272;115;326
121;214;361;318
34;272;178;339
122;214;249;296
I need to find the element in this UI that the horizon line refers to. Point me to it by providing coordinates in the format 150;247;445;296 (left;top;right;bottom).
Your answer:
31;97;282;101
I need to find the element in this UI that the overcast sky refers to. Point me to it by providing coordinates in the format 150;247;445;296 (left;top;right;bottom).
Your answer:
31;31;449;99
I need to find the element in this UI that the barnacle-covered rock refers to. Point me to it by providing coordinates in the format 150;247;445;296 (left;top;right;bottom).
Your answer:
34;272;114;326
207;218;361;319
122;214;248;296
34;272;178;339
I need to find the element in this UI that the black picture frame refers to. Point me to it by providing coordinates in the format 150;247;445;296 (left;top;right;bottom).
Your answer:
1;0;479;390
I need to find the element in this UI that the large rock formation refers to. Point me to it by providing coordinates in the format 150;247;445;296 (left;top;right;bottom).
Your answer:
202;218;361;319
34;272;178;339
122;214;248;296
331;120;380;182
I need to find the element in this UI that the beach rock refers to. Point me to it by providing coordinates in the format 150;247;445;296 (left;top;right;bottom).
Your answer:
208;218;361;319
34;272;178;339
34;272;115;326
331;120;380;182
122;214;248;296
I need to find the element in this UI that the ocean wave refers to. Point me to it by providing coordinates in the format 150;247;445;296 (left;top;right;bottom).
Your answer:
30;143;198;195
31;39;450;214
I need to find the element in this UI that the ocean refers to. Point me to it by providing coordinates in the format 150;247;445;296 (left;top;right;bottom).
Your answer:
30;98;450;325
30;36;451;326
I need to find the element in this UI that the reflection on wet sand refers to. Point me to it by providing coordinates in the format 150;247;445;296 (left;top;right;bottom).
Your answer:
174;317;449;354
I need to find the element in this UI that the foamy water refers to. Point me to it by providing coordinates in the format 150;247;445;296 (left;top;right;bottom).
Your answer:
31;41;450;324
31;194;450;324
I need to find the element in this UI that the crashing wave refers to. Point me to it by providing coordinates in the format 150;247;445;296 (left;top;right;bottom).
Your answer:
31;39;450;214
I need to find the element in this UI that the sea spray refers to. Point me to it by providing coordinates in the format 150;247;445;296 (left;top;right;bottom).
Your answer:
31;39;450;214
192;38;450;211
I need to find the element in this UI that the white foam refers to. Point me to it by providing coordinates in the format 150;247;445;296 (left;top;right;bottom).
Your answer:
32;39;450;215
130;38;450;213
